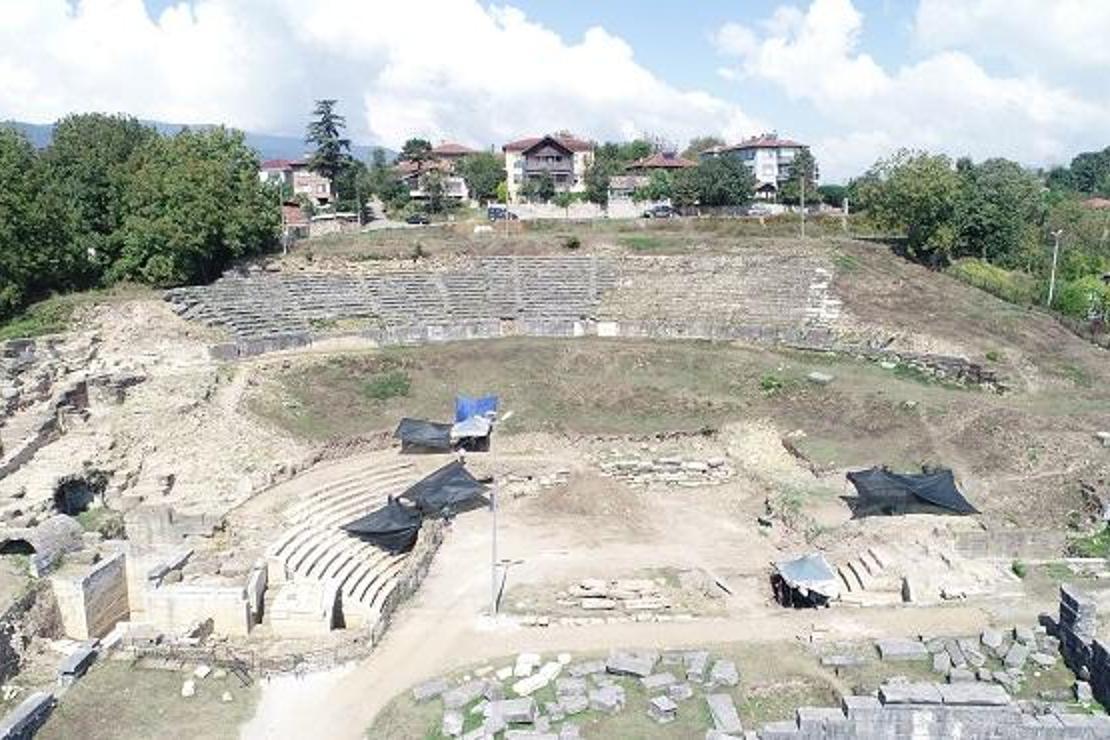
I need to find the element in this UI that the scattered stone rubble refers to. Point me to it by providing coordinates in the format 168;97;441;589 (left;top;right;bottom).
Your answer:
593;452;733;488
413;644;1110;739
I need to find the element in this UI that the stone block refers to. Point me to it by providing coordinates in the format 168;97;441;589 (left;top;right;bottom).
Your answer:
0;691;54;739
554;677;586;696
709;659;739;687
442;710;464;737
567;660;605;678
1076;680;1093;703
647;695;678;724
932;653;952;674
807;371;834;385
641;672;677;691
444;680;486;709
981;628;1004;651
486;698;537;725
947;668;976;683
1003;642;1029;669
606;649;657;677
878;682;943;705
558;693;588;716
877;638;928;661
937;683;1011;706
667;682;695;702
684;650;710;681
588;685;625;713
706;694;743;734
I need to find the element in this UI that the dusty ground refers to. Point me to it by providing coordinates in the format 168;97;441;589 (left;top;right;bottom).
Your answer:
0;227;1108;739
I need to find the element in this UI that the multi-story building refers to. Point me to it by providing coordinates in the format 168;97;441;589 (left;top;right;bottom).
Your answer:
259;159;333;207
701;134;814;200
502;134;595;203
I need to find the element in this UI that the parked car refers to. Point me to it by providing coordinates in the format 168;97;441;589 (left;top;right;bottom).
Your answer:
487;205;519;221
745;203;774;217
642;204;676;219
405;212;430;225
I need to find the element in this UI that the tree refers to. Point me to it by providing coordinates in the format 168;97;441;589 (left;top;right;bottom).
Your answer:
691;156;756;207
1045;166;1075;193
495;181;509;204
817;184;848;209
456;152;504;203
333;158;372;216
399;138;433;171
1070;147;1110;193
682;135;725;161
525;172;556;203
855;150;961;263
553;191;575;217
0;129;73;319
953;158;1042;265
114;127;278;286
43;113;157;284
670;169;700;208
778;149;818;205
634;170;674;202
305;99;351;182
583;158;618;206
421;169;447;213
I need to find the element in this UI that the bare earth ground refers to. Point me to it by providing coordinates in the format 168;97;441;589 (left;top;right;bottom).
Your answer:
1;228;1108;739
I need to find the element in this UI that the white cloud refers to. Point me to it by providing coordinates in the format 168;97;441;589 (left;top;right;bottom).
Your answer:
0;0;762;150
715;0;1110;180
914;0;1110;70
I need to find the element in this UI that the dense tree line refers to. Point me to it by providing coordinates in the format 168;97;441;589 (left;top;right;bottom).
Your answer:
851;148;1110;318
0;114;278;321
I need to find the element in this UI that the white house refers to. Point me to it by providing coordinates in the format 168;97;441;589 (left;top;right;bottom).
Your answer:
702;134;815;201
502;134;595;203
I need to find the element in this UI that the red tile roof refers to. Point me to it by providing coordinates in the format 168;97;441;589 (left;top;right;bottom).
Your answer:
431;142;478;156
260;158;305;171
1082;197;1110;210
503;134;594;153
717;134;805;152
628;152;695;170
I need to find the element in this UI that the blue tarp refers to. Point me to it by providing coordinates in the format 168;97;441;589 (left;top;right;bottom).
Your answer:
455;394;499;423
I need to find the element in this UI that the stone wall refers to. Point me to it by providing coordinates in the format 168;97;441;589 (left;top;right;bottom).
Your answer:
1055;584;1110;710
371;519;445;646
51;550;129;640
954;528;1066;559
142;583;251;638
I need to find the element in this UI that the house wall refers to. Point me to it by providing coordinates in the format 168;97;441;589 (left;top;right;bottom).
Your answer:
504;148;594;203
293;170;333;204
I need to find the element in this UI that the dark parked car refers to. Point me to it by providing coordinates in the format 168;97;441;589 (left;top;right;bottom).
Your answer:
487;205;519;221
642;204;676;219
406;212;430;225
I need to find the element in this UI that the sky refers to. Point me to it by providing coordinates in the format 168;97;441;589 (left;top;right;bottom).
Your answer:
2;0;1108;181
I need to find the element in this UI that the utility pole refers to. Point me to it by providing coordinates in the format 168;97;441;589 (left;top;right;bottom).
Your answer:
489;478;498;618
1047;229;1064;308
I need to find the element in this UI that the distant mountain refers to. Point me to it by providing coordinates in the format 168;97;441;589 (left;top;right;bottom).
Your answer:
2;119;393;163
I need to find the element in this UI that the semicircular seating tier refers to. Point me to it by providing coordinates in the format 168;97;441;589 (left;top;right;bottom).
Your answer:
265;460;421;630
165;253;842;354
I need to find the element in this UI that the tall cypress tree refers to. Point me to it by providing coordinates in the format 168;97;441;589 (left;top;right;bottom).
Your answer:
305;99;351;181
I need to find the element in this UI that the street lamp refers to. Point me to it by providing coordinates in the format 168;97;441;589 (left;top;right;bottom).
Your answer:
1047;229;1064;308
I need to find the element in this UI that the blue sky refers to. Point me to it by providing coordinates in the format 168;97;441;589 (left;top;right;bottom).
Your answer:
5;1;1109;180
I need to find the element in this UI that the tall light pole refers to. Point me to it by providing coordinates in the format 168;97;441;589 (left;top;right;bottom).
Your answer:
1047;229;1064;308
489;477;498;618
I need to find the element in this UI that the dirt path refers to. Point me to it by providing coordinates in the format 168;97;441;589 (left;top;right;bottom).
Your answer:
240;507;1020;740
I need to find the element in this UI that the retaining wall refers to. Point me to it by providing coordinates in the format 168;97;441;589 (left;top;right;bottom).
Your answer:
51;550;129;640
954;529;1066;559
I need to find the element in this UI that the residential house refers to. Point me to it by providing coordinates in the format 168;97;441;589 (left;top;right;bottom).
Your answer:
393;142;476;203
626;151;695;174
608;175;649;203
502;134;595;203
259;159;333;207
701;134;815;201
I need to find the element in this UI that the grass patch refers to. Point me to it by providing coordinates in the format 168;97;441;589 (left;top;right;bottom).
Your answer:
75;508;125;539
0;284;154;341
38;661;258;740
362;369;412;400
1011;560;1027;579
1068;525;1110;558
620;234;669;252
946;258;1039;305
831;252;860;272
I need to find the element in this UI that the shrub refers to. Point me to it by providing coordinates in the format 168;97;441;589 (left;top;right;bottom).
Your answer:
562;235;581;250
759;373;785;394
361;370;411;400
1011;560;1027;578
1054;275;1110;319
1068;524;1110;558
946;258;1038;305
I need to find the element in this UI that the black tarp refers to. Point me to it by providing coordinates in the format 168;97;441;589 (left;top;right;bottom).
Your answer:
846;467;978;515
342;497;423;554
394;418;453;452
400;460;489;517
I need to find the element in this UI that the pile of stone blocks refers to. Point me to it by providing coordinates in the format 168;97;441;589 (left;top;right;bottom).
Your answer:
594;453;733;488
1055;583;1110;711
559;578;670;614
